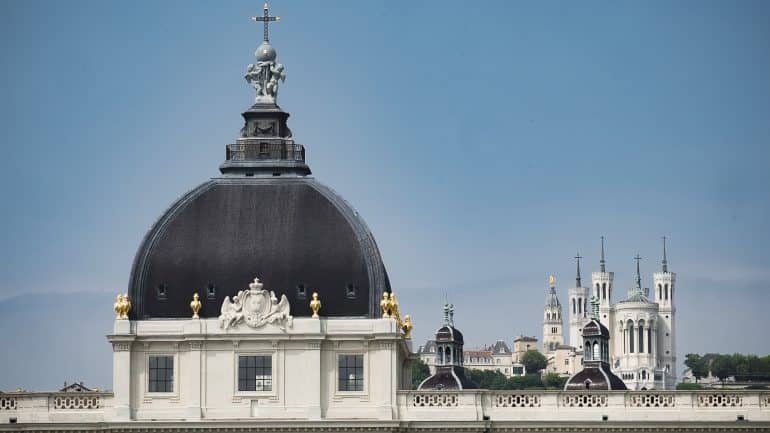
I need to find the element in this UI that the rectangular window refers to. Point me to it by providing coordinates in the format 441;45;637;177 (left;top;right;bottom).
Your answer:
148;355;174;392
238;355;272;392
338;354;364;392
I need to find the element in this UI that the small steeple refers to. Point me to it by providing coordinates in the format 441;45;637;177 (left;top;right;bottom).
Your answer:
662;236;668;273
599;236;606;273
634;254;642;292
549;275;556;294
574;253;583;287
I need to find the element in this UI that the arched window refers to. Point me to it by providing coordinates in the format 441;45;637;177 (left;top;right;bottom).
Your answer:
602;283;607;300
664;284;668;300
578;298;582;314
572;298;576;314
584;344;591;360
593;342;600;360
657;284;662;300
638;321;644;353
584;298;587;316
628;321;635;353
438;346;444;364
446;347;452;364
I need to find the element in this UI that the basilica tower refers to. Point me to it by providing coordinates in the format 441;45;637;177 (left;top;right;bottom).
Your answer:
591;237;614;325
653;237;677;385
568;254;590;350
543;276;564;354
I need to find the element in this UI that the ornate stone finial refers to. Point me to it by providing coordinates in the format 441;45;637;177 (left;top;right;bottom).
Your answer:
114;293;131;320
448;303;455;327
402;314;413;340
190;293;202;319
310;292;321;318
245;2;286;104
549;275;556;288
380;292;392;318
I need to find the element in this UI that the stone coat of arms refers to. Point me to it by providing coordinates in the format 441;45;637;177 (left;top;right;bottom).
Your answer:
219;277;292;330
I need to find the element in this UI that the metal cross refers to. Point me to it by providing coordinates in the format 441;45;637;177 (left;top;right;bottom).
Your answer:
250;2;280;42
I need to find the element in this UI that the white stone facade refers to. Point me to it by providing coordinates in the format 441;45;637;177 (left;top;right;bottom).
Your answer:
106;316;411;421
578;265;677;390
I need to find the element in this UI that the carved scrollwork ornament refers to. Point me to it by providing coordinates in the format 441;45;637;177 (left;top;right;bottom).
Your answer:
219;277;293;330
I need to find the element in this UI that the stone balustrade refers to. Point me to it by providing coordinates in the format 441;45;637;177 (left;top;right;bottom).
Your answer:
0;392;112;424
1;390;769;426
397;390;770;423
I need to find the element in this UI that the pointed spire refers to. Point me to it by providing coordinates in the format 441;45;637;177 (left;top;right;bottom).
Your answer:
662;236;668;273
634;254;642;291
599;236;606;273
442;303;450;326
574;253;583;287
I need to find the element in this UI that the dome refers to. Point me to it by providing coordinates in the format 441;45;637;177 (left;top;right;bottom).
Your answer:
255;41;276;62
127;177;390;319
436;325;464;344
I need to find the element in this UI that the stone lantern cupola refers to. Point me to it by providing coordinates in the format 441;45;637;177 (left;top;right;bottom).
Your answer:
564;297;627;391
417;304;478;390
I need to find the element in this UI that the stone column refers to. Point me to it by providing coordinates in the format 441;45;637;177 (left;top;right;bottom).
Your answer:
183;320;203;420
109;320;134;421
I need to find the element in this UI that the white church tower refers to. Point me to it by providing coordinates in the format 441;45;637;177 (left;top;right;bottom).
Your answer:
543;275;564;354
591;237;614;329
568;254;590;350
653;237;677;385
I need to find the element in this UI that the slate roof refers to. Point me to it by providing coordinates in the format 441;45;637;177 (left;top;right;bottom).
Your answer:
418;366;479;390
128;177;390;319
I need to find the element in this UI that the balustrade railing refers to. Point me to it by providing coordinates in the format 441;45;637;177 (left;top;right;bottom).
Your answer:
226;142;305;162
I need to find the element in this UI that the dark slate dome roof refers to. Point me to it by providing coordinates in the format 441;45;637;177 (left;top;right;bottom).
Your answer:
582;319;610;338
418;366;478;391
436;326;464;344
128;177;390;319
564;362;627;391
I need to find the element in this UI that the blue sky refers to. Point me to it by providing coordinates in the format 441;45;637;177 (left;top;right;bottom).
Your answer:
1;0;769;391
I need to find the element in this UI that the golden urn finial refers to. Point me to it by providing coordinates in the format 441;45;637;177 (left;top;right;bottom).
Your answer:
380;292;391;318
190;293;202;319
114;293;131;320
310;292;321;318
402;314;413;340
549;275;556;288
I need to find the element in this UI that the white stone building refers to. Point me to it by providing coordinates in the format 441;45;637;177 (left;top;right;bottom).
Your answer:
564;238;677;389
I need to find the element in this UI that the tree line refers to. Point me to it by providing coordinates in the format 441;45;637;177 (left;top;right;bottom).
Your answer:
685;353;770;383
411;350;567;390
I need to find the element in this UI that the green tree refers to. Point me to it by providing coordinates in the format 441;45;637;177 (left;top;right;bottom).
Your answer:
521;350;548;374
411;359;431;389
684;353;708;383
542;372;567;389
466;369;511;389
710;354;734;384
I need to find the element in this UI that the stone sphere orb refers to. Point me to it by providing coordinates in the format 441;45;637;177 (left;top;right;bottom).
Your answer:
255;41;277;62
